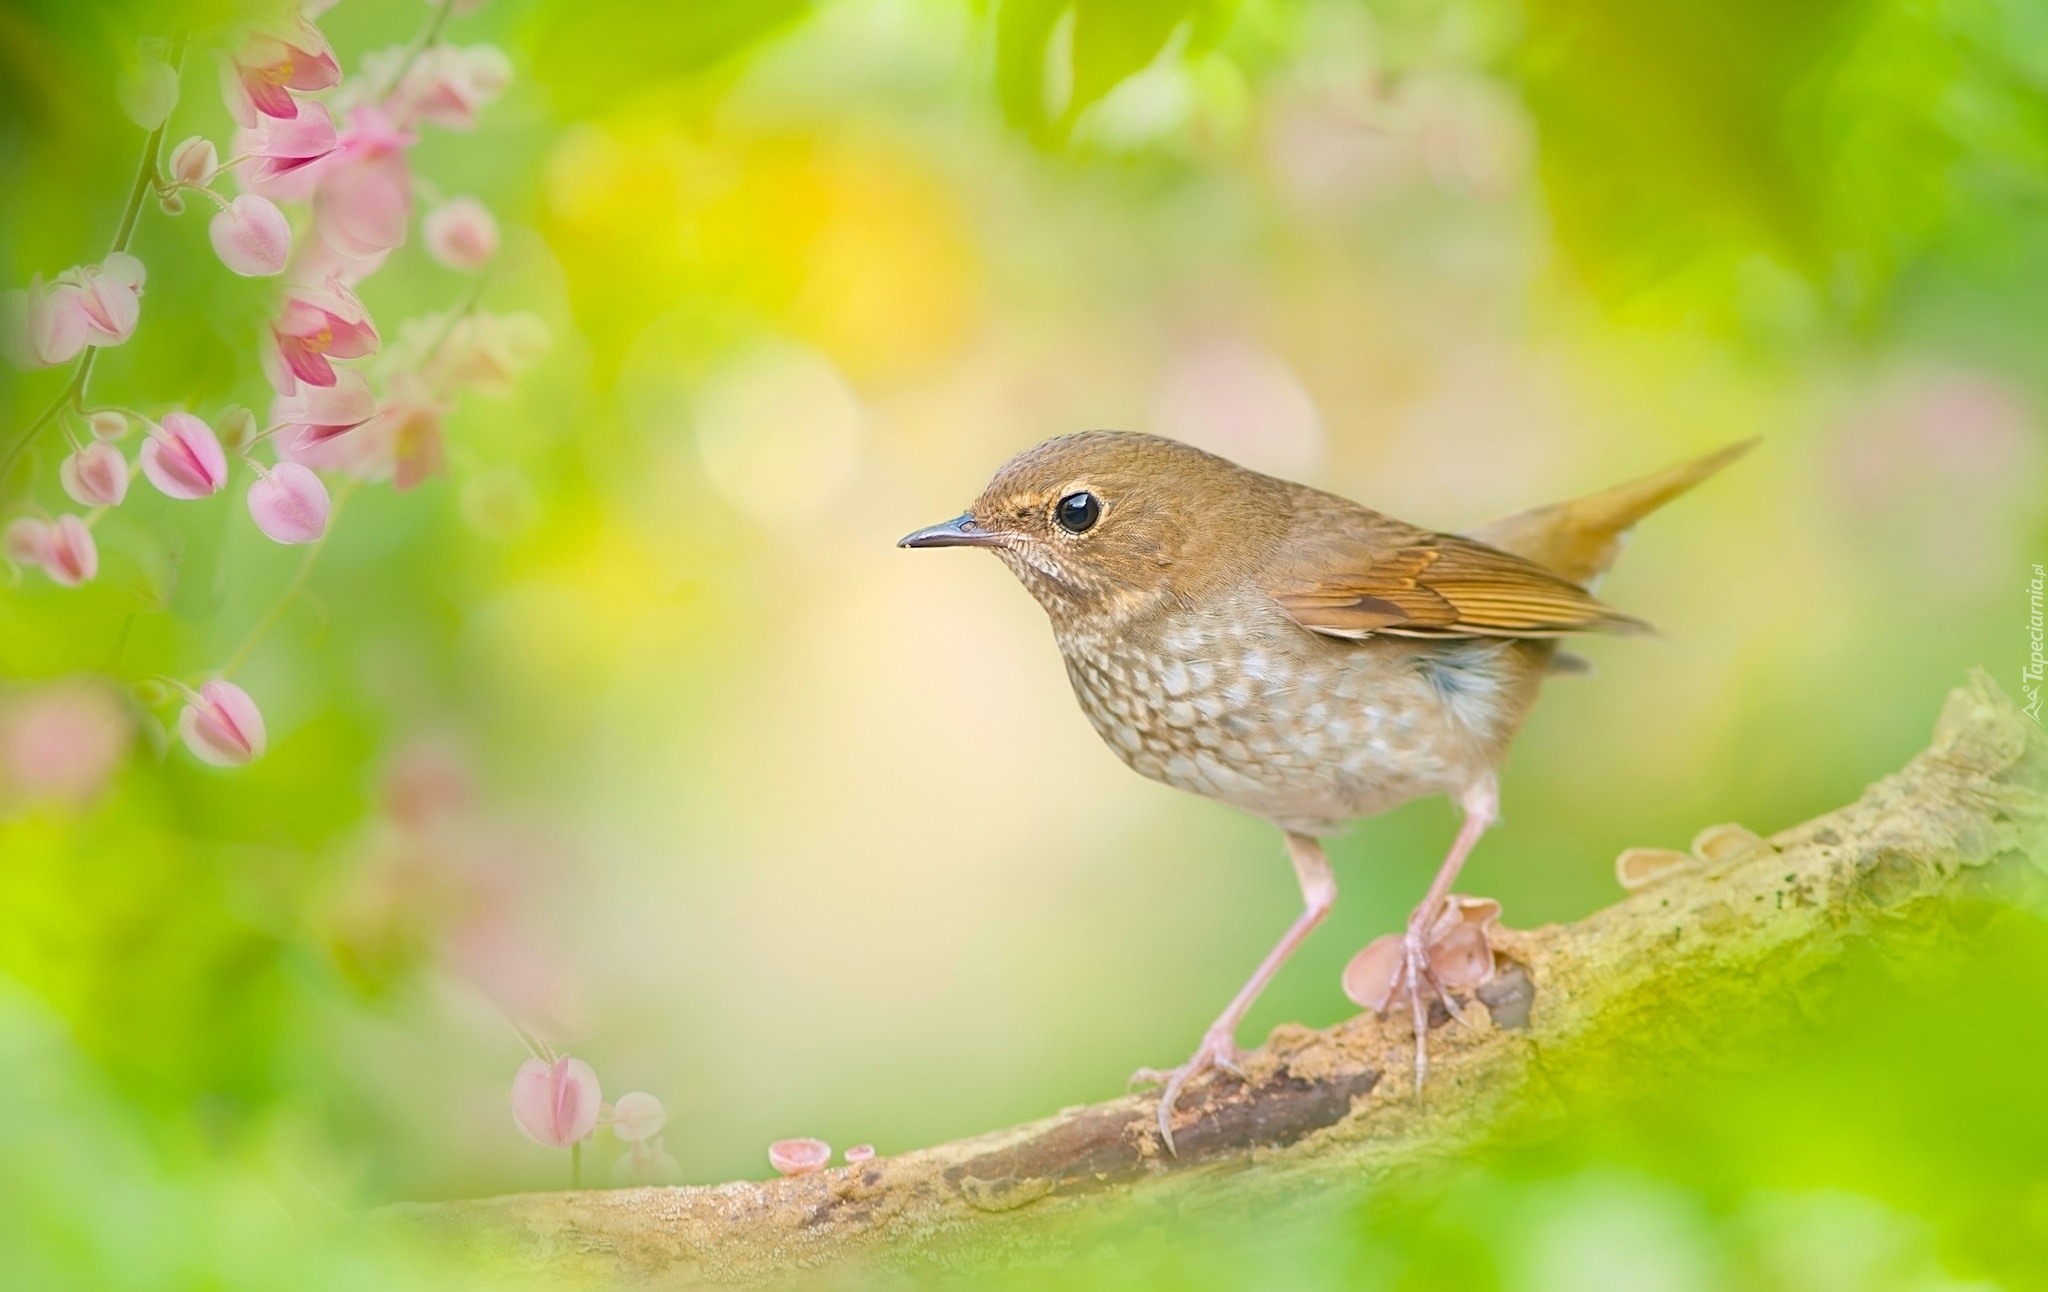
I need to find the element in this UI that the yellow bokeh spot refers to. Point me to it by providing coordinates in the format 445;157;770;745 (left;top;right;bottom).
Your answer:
544;116;980;384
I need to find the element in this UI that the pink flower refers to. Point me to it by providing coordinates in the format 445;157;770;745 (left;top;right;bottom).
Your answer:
247;461;330;544
168;136;219;185
423;197;498;271
0;680;130;809
4;518;51;568
210;195;293;277
1;279;92;368
610;1137;683;1187
384;44;511;132
263;277;379;393
219;13;342;128
273;369;378;446
767;1139;831;1177
311;107;416;264
88;411;130;440
378;376;451;490
511;1056;601;1149
401;310;549;398
139;412;228;500
610;1092;666;1143
60;442;129;508
68;254;147;347
178;679;266;766
242;101;341;186
289;241;390;289
41;516;98;586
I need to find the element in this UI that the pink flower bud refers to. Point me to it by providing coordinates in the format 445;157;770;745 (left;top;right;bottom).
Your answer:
210;195;293;277
767;1138;831;1177
131;678;174;707
178;679;266;766
2;279;92;369
89;410;130;440
610;1092;666;1143
423;197;498;272
60;442;129;508
247;462;329;544
5;517;52;568
140;412;228;500
41;515;97;586
511;1056;602;1149
216;405;258;454
844;1144;876;1165
274;369;379;446
168;136;219;185
118;55;181;131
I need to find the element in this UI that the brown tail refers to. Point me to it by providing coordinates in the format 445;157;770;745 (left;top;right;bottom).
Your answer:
1467;439;1756;588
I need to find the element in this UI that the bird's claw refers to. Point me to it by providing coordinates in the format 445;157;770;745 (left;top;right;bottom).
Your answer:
1130;1026;1245;1155
1341;895;1506;1099
1400;925;1441;1095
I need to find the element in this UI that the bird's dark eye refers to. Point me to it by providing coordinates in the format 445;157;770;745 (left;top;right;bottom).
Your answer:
1055;491;1100;534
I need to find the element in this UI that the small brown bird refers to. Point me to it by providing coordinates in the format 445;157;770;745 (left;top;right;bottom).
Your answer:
900;432;1748;1149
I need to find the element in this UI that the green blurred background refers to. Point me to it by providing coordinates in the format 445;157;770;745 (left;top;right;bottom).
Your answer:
2;0;2046;1286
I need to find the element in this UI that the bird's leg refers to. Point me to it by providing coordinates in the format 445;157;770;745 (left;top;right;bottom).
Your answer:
1399;775;1500;1095
1132;832;1335;1155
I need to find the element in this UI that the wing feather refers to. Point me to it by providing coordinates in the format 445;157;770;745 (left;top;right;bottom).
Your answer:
1266;527;1648;640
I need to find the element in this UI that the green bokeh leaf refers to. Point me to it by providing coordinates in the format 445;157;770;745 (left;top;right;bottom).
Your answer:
524;0;815;115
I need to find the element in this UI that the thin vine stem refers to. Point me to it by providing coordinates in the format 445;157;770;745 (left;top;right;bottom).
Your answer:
218;477;360;679
0;39;182;488
373;0;459;106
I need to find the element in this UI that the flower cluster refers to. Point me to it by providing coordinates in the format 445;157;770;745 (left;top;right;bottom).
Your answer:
2;0;543;772
509;1054;683;1187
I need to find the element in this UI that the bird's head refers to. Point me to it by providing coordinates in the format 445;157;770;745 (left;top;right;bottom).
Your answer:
898;431;1288;626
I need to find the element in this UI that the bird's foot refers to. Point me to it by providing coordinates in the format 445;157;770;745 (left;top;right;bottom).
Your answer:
1128;1025;1246;1155
1340;895;1505;1095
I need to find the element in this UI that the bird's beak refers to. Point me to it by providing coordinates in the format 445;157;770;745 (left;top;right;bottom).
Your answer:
897;513;1008;549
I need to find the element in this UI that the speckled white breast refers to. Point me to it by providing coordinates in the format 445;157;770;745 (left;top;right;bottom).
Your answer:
1056;589;1522;835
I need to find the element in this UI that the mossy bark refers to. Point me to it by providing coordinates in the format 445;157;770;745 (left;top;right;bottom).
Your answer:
379;670;2047;1289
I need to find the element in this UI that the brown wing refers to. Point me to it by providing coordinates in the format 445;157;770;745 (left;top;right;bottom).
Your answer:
1266;526;1649;641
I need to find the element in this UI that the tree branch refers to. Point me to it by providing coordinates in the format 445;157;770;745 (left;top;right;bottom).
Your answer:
379;670;2047;1287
